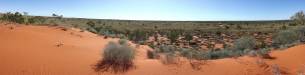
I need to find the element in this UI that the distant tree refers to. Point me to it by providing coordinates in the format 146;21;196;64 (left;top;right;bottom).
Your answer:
291;11;305;25
23;12;29;24
1;12;25;24
52;13;58;17
52;13;63;19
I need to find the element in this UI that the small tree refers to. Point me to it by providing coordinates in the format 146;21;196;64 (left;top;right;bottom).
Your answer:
291;11;305;25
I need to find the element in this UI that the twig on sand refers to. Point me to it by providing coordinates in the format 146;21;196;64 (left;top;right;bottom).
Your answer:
56;42;64;47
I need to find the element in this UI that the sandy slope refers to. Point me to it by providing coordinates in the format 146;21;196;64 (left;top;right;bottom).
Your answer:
0;23;304;75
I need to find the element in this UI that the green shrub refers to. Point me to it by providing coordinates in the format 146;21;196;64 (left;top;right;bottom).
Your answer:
94;41;135;73
234;36;256;51
273;30;299;45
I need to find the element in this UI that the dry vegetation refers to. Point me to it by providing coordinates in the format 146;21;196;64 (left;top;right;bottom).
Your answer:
94;39;135;73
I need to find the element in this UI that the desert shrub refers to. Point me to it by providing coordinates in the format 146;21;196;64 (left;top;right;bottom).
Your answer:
28;16;46;24
128;30;147;43
247;50;257;57
87;21;96;27
157;44;176;53
118;39;128;45
161;52;177;64
179;48;203;60
288;23;297;26
94;41;135;73
147;50;157;59
234;36;256;51
204;50;232;59
86;27;98;33
281;25;287;30
237;25;242;29
256;48;272;59
185;33;193;41
179;48;193;59
273;30;299;46
167;30;180;43
1;12;25;24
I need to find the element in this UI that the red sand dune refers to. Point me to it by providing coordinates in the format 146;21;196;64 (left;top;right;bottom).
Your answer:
0;23;304;75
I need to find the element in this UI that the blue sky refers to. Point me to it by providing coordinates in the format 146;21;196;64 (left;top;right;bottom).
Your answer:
0;0;305;21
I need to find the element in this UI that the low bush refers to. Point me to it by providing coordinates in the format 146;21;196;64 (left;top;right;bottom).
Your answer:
273;30;299;46
234;36;256;51
204;50;233;59
179;48;204;60
256;48;272;59
94;41;135;73
147;50;158;59
161;52;177;64
118;39;128;45
157;44;176;53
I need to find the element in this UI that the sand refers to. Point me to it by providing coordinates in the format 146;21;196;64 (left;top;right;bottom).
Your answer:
0;23;304;75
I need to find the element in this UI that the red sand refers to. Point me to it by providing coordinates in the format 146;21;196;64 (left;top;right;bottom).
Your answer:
0;23;304;75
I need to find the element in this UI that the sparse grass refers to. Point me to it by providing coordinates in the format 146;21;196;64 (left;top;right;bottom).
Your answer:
271;64;281;75
94;41;135;73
